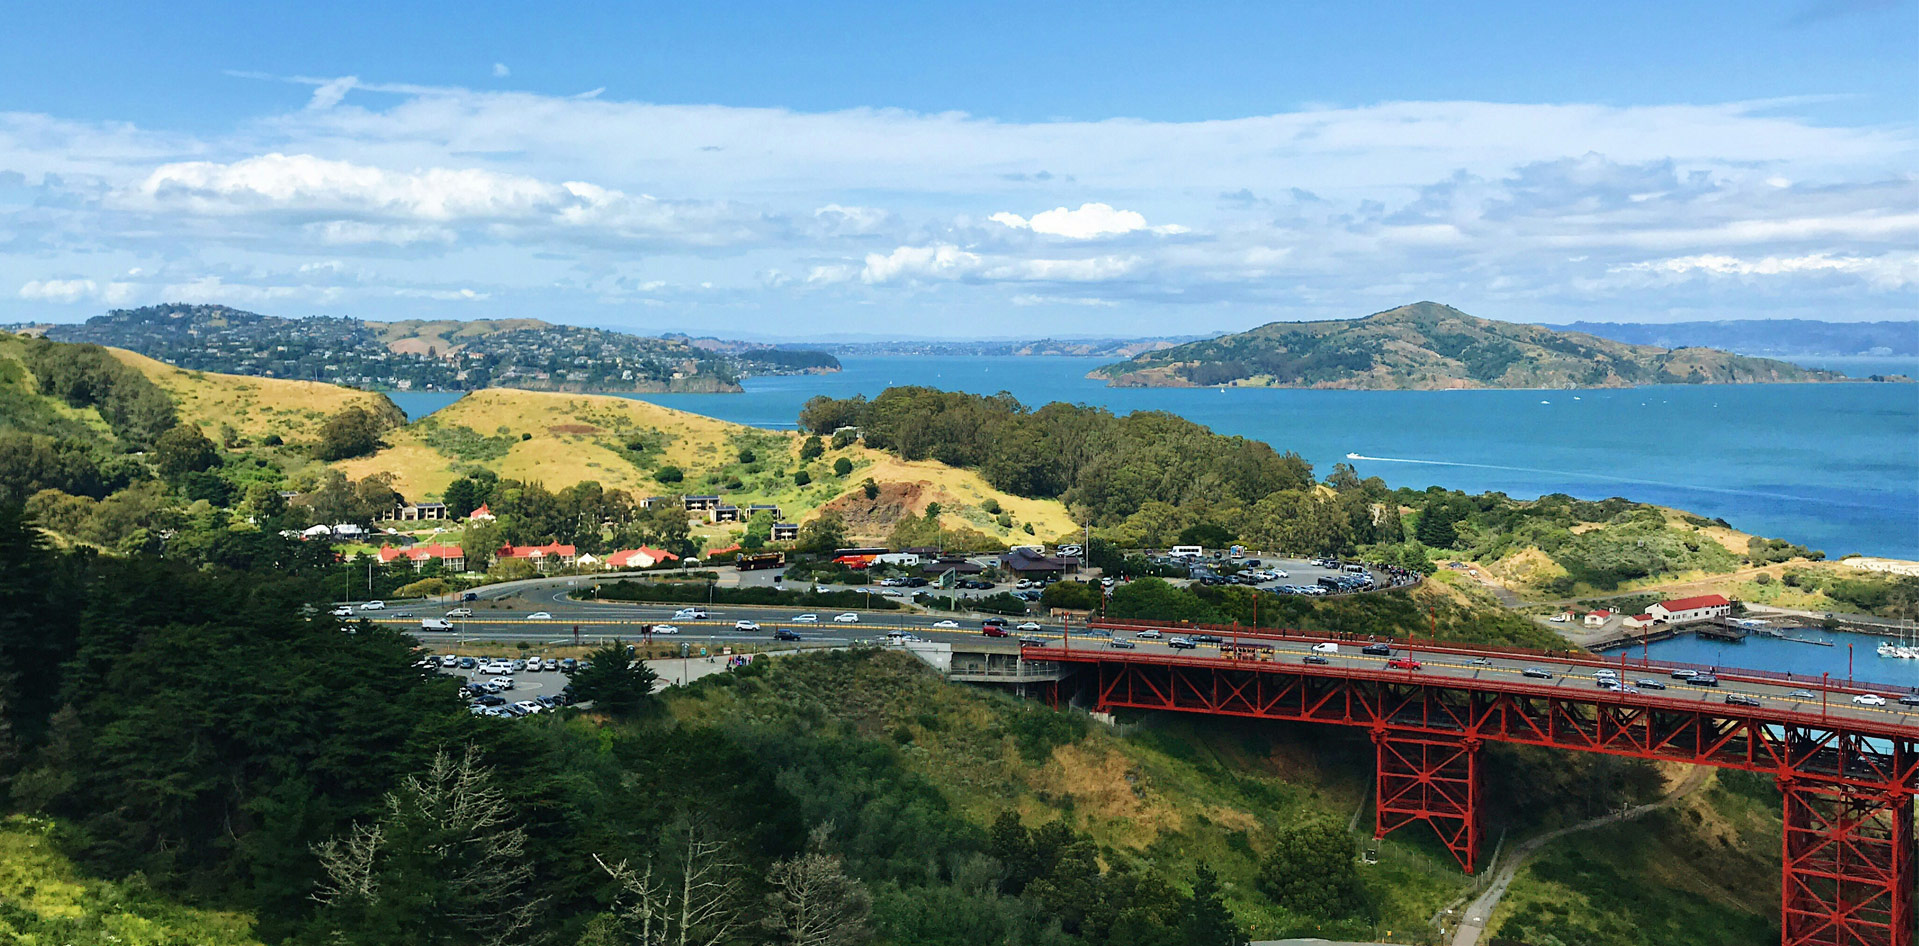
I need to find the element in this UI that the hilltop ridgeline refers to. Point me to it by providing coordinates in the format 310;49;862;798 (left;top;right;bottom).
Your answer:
1091;302;1879;390
38;303;839;393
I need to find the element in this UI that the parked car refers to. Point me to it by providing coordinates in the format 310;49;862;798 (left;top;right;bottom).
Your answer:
474;694;506;706
560;658;578;672
1386;657;1422;670
542;658;559;671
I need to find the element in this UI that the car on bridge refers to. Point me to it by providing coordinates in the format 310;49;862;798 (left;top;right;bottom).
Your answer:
1853;693;1887;706
1191;634;1223;644
1311;641;1339;654
982;625;1009;638
1670;669;1699;680
1693;674;1719;687
1386;657;1423;670
1168;637;1197;649
1134;629;1161;639
1304;654;1330;665
1362;643;1393;656
1109;639;1136;649
1522;667;1554;679
1788;689;1815;699
1633;679;1666;690
1725;695;1761;708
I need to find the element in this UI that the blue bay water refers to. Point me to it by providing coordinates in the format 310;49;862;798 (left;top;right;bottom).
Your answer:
387;355;1919;560
1602;627;1919;693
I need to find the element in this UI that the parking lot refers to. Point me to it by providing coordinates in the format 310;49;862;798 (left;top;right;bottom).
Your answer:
426;652;574;718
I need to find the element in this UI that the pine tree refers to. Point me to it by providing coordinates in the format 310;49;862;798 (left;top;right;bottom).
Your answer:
1176;863;1247;946
761;825;872;946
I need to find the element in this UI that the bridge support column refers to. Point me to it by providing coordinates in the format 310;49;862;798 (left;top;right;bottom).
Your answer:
1373;730;1479;874
1780;777;1914;946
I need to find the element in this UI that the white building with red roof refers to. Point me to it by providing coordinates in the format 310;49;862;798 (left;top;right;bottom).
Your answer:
1648;594;1731;624
377;543;466;571
604;547;679;570
495;541;576;571
1583;609;1612;628
467;503;496;521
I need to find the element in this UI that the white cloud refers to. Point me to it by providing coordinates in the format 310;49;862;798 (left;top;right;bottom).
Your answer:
859;242;1143;284
1615;252;1919;289
307;76;357;110
18;278;99;303
492;62;511;78
990;202;1185;238
394;287;491;300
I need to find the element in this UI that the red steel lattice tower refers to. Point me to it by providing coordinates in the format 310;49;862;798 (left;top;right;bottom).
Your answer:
1780;776;1914;946
1373;730;1481;874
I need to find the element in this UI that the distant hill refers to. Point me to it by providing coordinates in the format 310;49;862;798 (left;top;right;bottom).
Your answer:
808;335;1206;358
1558;319;1919;357
40;304;839;393
1091;302;1880;389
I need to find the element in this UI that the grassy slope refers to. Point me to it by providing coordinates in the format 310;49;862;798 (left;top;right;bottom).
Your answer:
668;649;1470;940
108;346;398;443
0;815;263;946
329;387;1077;539
1487;772;1781;946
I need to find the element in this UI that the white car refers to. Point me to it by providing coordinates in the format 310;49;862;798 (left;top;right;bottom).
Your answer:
876;589;901;597
513;700;543;715
1135;629;1161;639
527;611;552;620
650;624;680;634
438;654;458;667
1311;641;1339;654
1272;569;1289;578
1017;622;1042;631
359;600;386;611
445;608;473;618
674;608;706;620
793;613;819;623
1853;693;1888;706
932;620;961;629
735;620;761;631
330;605;354;617
834;613;860;623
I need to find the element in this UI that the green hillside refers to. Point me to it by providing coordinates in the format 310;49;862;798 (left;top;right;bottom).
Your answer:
1093;301;1857;389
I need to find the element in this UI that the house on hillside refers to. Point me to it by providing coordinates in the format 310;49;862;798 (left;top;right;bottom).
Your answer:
770;522;799;542
683;495;722;512
709;504;742;524
495;542;576;572
379;501;447;522
377;543;466;571
746;503;782;520
1648;594;1732;624
467;503;496;521
1583;610;1612;628
638;496;669;510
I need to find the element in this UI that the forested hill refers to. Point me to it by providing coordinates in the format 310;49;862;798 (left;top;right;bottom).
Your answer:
1090;302;1867;389
35;303;839;393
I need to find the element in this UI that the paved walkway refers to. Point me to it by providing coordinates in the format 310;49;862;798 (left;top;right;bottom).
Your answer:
1441;766;1713;946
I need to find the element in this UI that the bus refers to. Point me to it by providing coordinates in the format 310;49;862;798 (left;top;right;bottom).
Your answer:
1224;642;1277;662
736;551;786;571
1170;545;1204;560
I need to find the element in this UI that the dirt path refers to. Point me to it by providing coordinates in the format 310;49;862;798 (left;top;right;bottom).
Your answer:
1441;766;1714;946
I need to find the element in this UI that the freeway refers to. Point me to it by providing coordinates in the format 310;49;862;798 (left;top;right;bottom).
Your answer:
1039;622;1919;731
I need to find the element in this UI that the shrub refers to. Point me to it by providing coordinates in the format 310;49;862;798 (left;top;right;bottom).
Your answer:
833;457;854;477
654;465;685;484
794;470;811;486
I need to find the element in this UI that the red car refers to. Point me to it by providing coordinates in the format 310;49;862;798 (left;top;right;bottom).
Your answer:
1387;657;1423;671
982;626;1009;638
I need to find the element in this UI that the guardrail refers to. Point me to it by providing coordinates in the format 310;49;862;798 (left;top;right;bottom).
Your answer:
1076;618;1917;697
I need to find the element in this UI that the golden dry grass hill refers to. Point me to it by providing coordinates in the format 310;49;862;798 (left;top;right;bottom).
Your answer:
321;386;1075;541
108;346;400;443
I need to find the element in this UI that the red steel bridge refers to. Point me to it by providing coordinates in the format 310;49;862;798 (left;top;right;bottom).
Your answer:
1019;618;1919;946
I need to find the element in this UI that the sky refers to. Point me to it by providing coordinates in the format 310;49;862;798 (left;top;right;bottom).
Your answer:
1;0;1914;339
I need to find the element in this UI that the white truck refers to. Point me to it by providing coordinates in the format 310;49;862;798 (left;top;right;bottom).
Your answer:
421;618;453;631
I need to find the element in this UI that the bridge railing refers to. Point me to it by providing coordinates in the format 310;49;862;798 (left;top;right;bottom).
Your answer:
1075;618;1916;697
1026;645;1919;739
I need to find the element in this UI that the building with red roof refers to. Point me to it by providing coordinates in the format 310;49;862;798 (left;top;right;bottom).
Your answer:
467;503;496;521
1583;609;1612;628
604;547;679;570
495;541;576;571
1648;594;1732;624
377;543;467;571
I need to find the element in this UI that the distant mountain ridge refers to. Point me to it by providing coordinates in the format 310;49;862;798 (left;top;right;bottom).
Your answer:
1556;319;1919;357
36;304;838;393
802;335;1206;358
1092;302;1896;390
